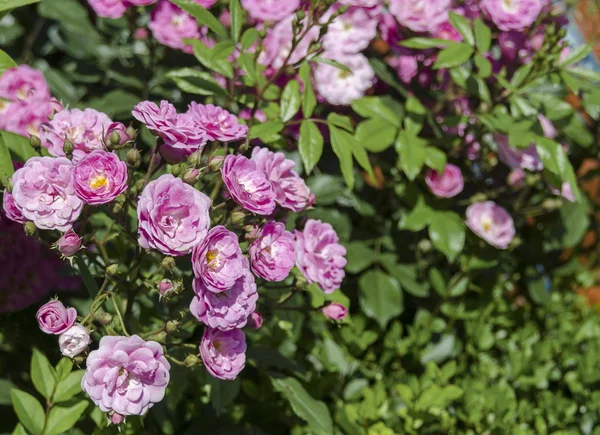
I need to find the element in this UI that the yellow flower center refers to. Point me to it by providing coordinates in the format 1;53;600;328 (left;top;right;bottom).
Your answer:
206;250;221;269
89;175;109;190
481;216;492;232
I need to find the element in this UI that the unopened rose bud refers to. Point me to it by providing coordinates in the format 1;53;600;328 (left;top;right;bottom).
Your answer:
158;279;174;296
126;126;138;141
1;175;13;193
162;256;176;271
135;178;146;192
208;156;224;172
295;9;305;21
182;167;200;185
322;303;347;321
110;201;123;214
29;135;41;149
230;211;247;228
106;264;120;276
58;324;91;358
109;412;125;425
62;139;74;156
97;312;113;326
24;221;37;236
105;122;130;149
153;331;167;343
73;355;85;365
187;151;202;168
171;163;185;177
184;354;201;367
165;320;179;334
247;312;263;329
126;148;141;168
56;230;83;257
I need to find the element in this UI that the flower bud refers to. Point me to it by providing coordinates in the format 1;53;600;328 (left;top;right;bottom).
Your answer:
106;122;130;149
126;125;138;141
109;412;125;425
322;303;347;321
24;221;37;236
106;264;120;276
1;175;13;193
153;331;167;343
97;312;113;326
162;256;176;271
208;156;224;172
56;230;83;257
126;148;141;168
29;135;41;149
165;320;179;334
184;354;201;367
158;279;174;296
247;312;263;329
171;163;185;177
230;211;247;229
182;167;200;185
187;150;202;168
58;324;91;358
110;201;123;214
62;139;74;156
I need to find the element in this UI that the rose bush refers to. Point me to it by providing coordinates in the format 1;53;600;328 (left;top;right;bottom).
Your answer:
0;0;599;434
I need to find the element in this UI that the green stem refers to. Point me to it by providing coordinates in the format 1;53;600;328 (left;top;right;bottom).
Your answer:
111;295;129;336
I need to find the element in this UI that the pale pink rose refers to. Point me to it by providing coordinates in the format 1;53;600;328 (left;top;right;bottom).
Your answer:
37;300;77;335
425;164;464;198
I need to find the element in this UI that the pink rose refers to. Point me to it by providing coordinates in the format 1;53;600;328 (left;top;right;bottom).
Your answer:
466;201;515;249
87;0;128;18
249;221;296;282
314;52;375;106
74;150;128;205
322;6;378;54
149;0;200;54
481;0;543;32
200;328;246;380
37;300;77;334
425;164;464;198
58;324;91;357
56;230;83;257
247;312;263;329
187;103;248;142
3;192;26;223
241;0;300;22
389;0;451;33
322;303;348;320
0;65;51;102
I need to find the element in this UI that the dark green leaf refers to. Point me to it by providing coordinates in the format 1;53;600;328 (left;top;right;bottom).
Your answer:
11;389;44;435
53;370;84;403
383;262;430;298
359;270;403;328
429;268;446;296
208;377;240;415
86;90;140;118
166;68;229;97
345;242;376;274
0;48;16;74
238;53;258;85
449;12;474;46
44;400;89;435
31;349;56;400
329;125;355;189
241;28;259;51
299;62;316;118
525;266;550;305
0;0;39;12
351;96;403;127
75;256;99;299
280;80;301;122
448;276;469;296
368;58;408;97
312;56;351;73
209;41;237;61
249;121;284;142
398;37;454;49
229;0;242;43
434;43;473;69
355;119;397;153
170;0;227;37
428;211;465;262
510;63;533;88
473;18;491;52
404;96;426;134
395;130;426;181
299;121;323;174
1;130;37;161
0;379;14;405
401;196;432;232
424;147;447;173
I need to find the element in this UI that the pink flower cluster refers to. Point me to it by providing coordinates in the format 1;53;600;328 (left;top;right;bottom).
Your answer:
87;0;157;19
0;65;61;139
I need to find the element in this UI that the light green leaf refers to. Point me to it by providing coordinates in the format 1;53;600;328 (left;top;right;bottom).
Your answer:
1;130;37;161
329;125;355;189
299;62;316;118
0;134;14;179
229;0;242;43
434;43;473;69
53;370;85;403
0;48;16;74
241;28;259;51
511;63;533;88
249;120;284;142
271;377;334;435
359;270;403;329
404;96;426;134
55;358;73;382
355;119;397;153
31;349;57;400
0;0;39;12
428;211;465;262
280;80;301;122
12;423;28;435
424;147;447;173
395;130;426;181
75;256;99;299
0;379;15;405
535;136;581;201
473;18;491;52
298;120;323;174
368;58;408;97
187;39;234;79
449;12;474;46
401;196;432;232
351;96;403;127
345;131;375;181
312;56;351;73
327;113;353;132
209;41;237;61
11;389;45;435
170;0;227;37
559;43;591;67
398;37;454;49
44;400;89;435
474;53;492;78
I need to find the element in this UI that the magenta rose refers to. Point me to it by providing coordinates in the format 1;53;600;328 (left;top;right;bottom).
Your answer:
191;258;258;330
247;312;263;329
187;103;248;142
222;154;276;215
3;192;26;223
0;65;51;102
148;0;200;53
1;99;60;140
37;300;77;335
11;157;83;231
105;122;131;147
481;0;543;32
249;221;296;282
74;150;128;205
295;219;347;294
388;0;451;33
138;174;211;256
56;230;83;257
192;226;245;293
200;328;246;380
241;0;300;22
87;0;127;18
322;303;348;320
466;201;515;249
425;164;464;198
81;335;170;416
251;147;315;212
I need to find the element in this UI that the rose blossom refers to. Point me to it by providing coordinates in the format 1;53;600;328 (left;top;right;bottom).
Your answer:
425;164;464;198
0;65;51;102
495;135;543;172
339;0;380;6
247;312;263;329
295;219;347;294
249;221;296;281
1;100;61;139
251;147;315;212
87;0;127;18
191;258;258;330
37;300;77;335
149;0;200;54
81;335;170;416
314;53;375;106
241;0;300;22
73;151;128;205
221;154;276;215
508;168;526;188
2;192;25;223
193;0;217;7
41;108;113;163
466;201;515;249
481;0;543;32
200;328;246;380
187;103;248;142
322;6;378;54
387;54;419;84
138;174;211;256
59;324;91;358
11;157;83;231
388;0;451;33
109;412;125;425
192;226;244;293
158;279;174;296
105;122;131;147
56;230;83;257
322;303;348;320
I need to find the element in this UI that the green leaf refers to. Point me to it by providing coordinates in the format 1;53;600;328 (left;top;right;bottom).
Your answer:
535;136;581;201
0;379;15;405
249;120;284;142
449;12;474;46
31;349;57;400
187;39;234;79
329;125;355;190
170;0;227;37
466;75;491;102
280;80;301;122
473;18;491;53
229;0;242;43
0;48;16;74
398;37;454;49
383;261;430;298
559;43;591;67
351;96;403;127
1;130;37;161
44;400;89;435
368;58;408;97
429;268;446;296
434;43;473;69
474;53;492;78
345;131;375;181
209;41;237;61
312;56;351;73
238;53;258;85
299;121;323;174
85;90;140;118
428;211;465;262
53;370;85;403
404;96;426;134
395;130;426;181
11;389;45;435
525;266;550;305
0;134;14;179
355;119;397;153
299;62;316;118
75;256;99;299
241;28;259;51
0;0;39;12
12;423;28;435
208;377;240;416
166;68;228;97
55;358;73;382
510;63;533;88
359;270;403;329
327;113;353;132
401;196;432;232
271;377;334;435
424;147;447;173
448;276;469;297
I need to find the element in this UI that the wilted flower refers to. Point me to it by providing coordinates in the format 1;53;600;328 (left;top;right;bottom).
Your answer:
73;150;128;205
59;324;91;357
56;230;83;257
466;201;515;249
37;300;77;335
200;328;246;380
425;164;464;198
249;221;296;282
